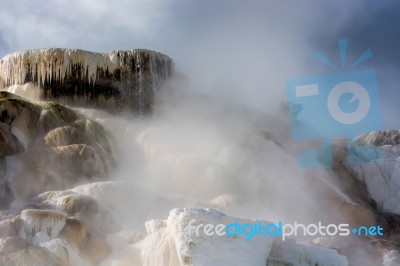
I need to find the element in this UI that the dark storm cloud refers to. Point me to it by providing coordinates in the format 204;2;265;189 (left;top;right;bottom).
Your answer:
312;1;400;128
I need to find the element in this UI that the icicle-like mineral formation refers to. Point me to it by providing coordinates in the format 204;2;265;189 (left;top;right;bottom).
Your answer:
0;48;174;114
19;209;67;242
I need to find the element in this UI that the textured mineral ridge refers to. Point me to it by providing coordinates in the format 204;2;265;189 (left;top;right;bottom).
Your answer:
0;48;175;114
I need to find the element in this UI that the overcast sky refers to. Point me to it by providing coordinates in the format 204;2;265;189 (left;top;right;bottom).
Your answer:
0;0;399;127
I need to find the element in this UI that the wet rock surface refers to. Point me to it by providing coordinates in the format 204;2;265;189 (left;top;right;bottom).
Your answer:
0;92;115;206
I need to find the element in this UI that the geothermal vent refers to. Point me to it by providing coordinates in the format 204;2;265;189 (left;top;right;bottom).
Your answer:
0;48;174;114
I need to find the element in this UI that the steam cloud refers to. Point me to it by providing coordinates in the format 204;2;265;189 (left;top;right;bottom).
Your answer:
0;1;399;265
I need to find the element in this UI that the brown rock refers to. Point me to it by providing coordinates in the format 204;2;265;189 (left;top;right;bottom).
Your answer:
0;237;31;255
31;144;108;179
9;170;63;200
82;232;110;264
44;126;86;147
0;238;63;266
59;217;87;248
0;216;22;238
35;192;99;220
